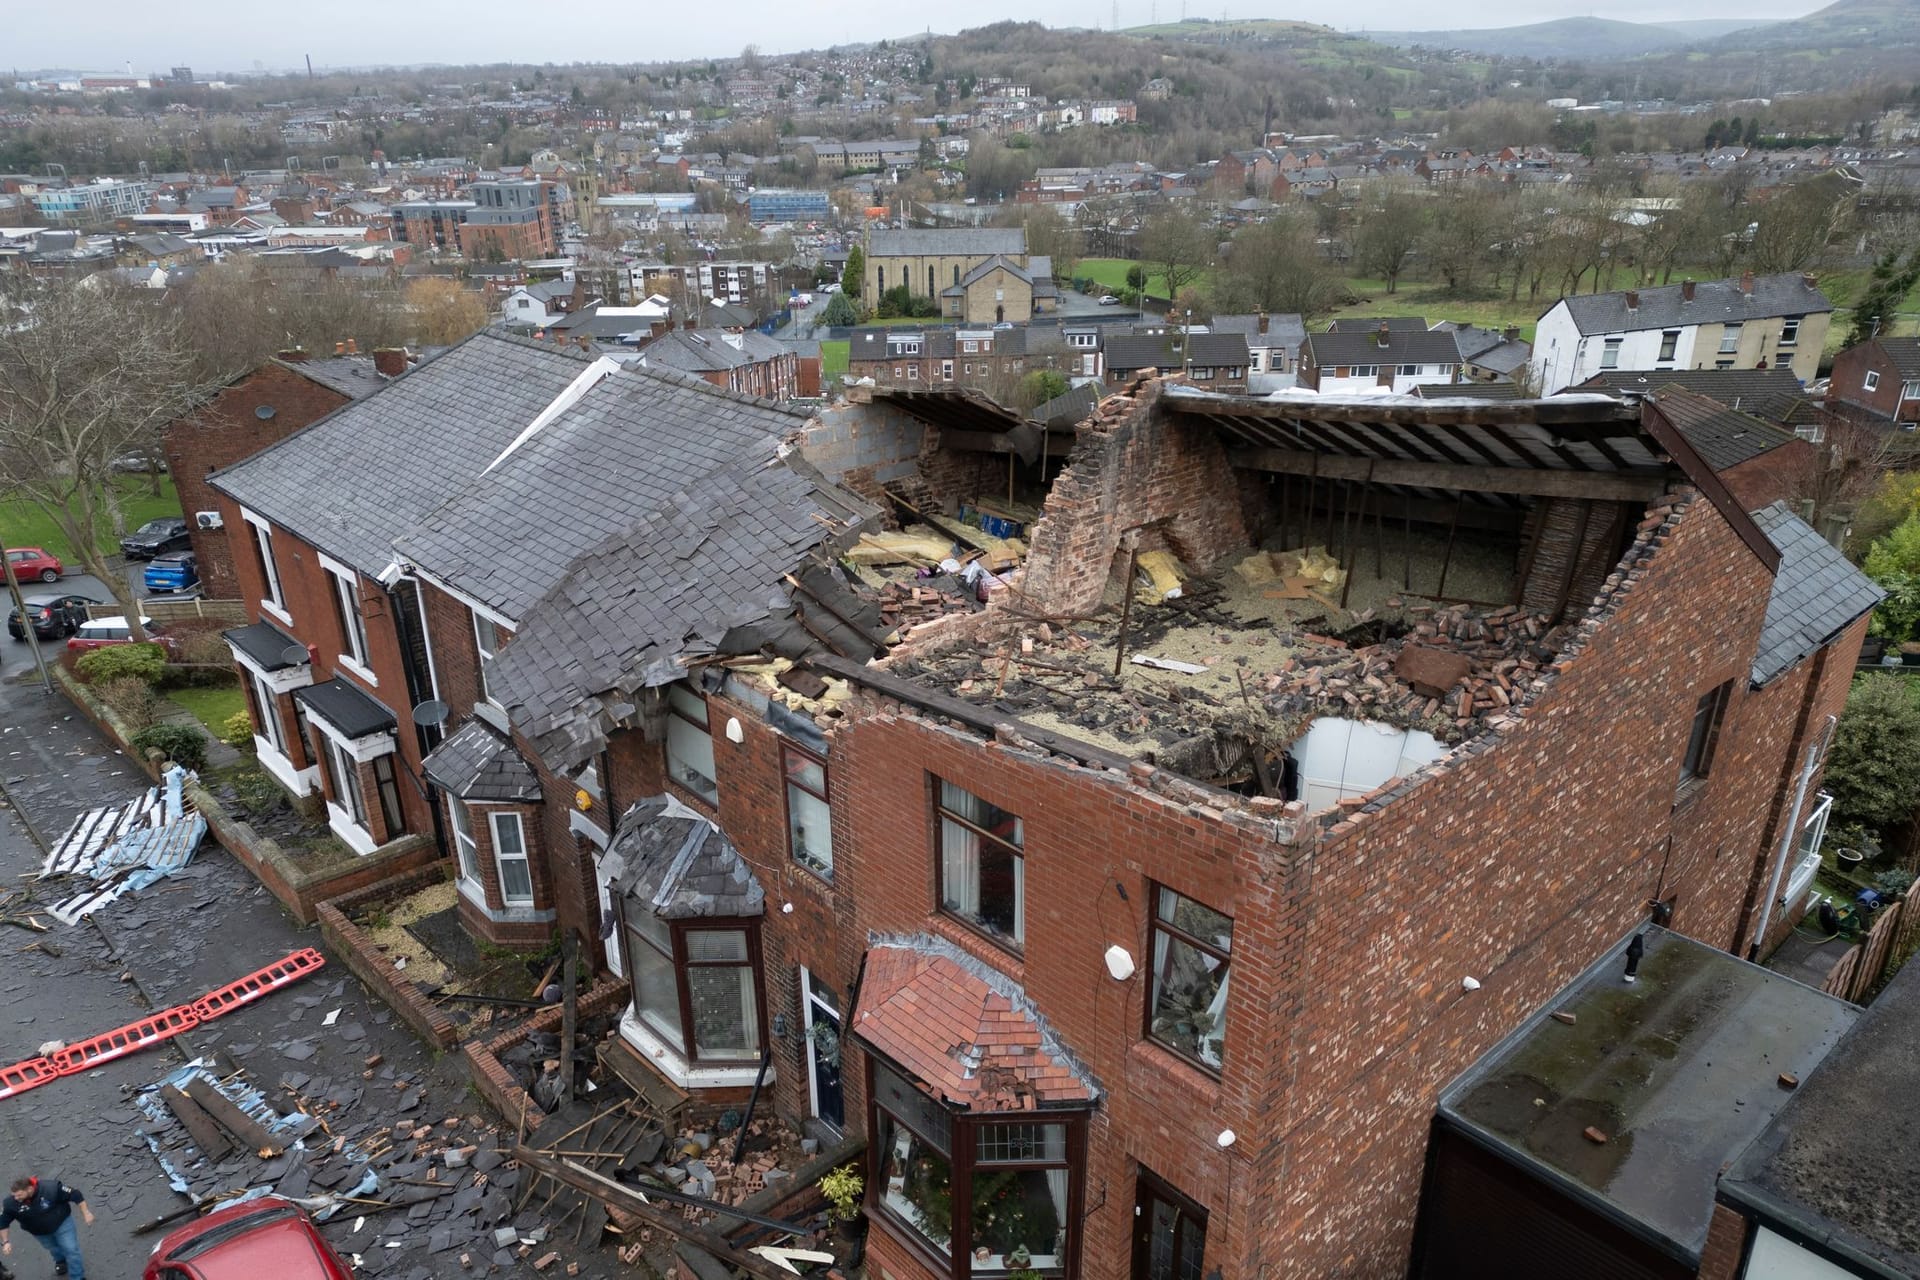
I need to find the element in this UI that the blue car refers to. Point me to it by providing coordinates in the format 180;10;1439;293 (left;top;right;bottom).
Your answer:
144;549;199;594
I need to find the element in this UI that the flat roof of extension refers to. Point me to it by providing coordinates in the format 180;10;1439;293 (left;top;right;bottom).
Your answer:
1719;958;1920;1278
1440;928;1857;1266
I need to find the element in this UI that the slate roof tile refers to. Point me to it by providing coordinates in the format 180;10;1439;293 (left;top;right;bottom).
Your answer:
1751;502;1884;687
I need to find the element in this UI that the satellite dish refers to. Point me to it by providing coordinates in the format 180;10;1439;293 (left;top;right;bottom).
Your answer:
411;699;450;727
280;643;311;667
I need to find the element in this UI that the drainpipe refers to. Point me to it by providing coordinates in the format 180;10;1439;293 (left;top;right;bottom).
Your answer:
1749;713;1836;960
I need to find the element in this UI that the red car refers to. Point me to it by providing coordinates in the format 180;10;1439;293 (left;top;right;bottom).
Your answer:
4;547;63;583
66;616;170;653
144;1196;353;1280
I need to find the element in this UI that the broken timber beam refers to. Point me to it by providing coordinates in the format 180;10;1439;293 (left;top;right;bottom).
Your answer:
183;1077;282;1157
509;1146;798;1280
160;1084;234;1162
1225;447;1670;502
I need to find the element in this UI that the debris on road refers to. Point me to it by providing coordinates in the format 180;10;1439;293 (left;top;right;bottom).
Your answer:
41;766;207;924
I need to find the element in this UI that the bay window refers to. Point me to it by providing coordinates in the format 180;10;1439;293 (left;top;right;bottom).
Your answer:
1146;886;1233;1072
666;684;719;804
871;1059;1083;1277
490;811;533;906
936;779;1023;948
622;912;763;1065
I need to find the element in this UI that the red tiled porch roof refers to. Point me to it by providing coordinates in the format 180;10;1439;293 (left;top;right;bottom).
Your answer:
852;939;1097;1113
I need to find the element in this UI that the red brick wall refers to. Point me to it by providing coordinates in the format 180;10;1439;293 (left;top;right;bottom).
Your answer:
1721;439;1818;511
1020;379;1251;614
166;364;349;598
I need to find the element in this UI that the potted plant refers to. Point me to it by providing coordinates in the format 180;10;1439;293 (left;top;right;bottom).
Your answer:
1830;822;1874;872
820;1162;867;1266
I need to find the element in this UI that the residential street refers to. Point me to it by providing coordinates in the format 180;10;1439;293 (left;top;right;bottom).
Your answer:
0;644;513;1278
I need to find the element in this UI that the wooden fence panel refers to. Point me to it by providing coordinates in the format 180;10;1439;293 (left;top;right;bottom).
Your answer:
1821;898;1909;1004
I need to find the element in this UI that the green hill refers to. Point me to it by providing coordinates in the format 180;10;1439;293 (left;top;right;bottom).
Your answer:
1366;16;1697;59
1711;0;1920;49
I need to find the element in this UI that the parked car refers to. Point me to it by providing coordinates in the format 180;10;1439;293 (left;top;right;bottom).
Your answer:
821;282;841;294
67;616;169;653
8;593;103;641
4;547;63;583
111;452;169;474
143;1195;353;1280
120;517;191;560
1098;294;1120;305
144;550;200;595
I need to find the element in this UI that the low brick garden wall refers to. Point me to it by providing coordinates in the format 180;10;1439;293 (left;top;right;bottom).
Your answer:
464;976;631;1131
316;865;462;1049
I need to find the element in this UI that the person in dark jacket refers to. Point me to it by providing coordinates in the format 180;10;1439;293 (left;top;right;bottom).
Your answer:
0;1175;94;1279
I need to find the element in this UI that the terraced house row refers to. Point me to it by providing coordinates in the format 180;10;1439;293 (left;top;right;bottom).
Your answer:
193;326;1880;1279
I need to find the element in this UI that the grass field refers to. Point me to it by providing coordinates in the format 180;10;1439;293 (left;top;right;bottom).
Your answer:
167;682;246;736
0;476;182;560
1075;258;1186;298
821;340;849;380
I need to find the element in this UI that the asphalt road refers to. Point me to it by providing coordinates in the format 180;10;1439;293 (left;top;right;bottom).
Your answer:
0;642;553;1278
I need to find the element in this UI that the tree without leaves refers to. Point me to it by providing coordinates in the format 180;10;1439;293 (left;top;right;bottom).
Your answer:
1418;187;1502;295
404;278;489;346
1211;215;1345;320
1352;191;1426;294
1748;172;1848;274
1139;208;1214;301
0;283;211;639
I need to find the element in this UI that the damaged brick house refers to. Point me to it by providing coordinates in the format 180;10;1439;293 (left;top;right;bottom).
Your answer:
446;376;1877;1280
207;328;849;947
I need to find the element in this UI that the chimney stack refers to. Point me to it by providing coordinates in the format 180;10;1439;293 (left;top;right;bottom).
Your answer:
372;347;408;378
1625;290;1639;311
1503;325;1519;343
1739;269;1754;297
650;320;669;339
1802;272;1819;290
334;341;346;355
345;337;358;355
1376;322;1391;349
1257;310;1269;335
277;347;308;363
1681;279;1696;302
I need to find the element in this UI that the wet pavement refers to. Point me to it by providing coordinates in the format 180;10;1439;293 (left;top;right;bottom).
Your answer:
0;637;541;1277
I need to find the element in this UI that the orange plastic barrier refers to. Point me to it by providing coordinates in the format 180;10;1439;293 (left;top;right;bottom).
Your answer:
0;1058;59;1102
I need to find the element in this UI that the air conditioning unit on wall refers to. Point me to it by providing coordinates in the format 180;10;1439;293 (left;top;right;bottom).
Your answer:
194;511;223;530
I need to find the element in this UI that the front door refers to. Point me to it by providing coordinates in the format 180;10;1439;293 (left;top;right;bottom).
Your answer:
801;968;844;1131
1133;1169;1207;1280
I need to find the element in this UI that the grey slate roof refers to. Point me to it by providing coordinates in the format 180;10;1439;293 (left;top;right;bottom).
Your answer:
1210;312;1307;352
284;355;387;400
1650;388;1799;471
1327;316;1428;332
1304;328;1464;367
490;452;877;771
1413;382;1523;400
866;227;1026;258
394;364;805;620
1870;336;1920;378
1558;273;1832;336
420;718;542;801
1030;381;1101;427
608;795;764;919
295;677;397;740
1750;502;1883;687
211;330;596;578
1575;368;1823;425
1106;331;1250;372
630;329;786;375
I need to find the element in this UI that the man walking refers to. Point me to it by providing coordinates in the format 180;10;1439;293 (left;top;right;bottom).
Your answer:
0;1175;93;1278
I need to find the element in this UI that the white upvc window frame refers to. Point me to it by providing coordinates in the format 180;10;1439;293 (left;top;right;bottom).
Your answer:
240;507;291;626
448;796;482;888
489;810;535;907
305;711;397;857
320;552;375;686
227;637;316;795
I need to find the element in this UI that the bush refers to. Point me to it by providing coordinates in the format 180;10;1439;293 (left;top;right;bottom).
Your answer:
75;642;167;685
1874;867;1916;899
1125;263;1147;289
227;764;286;817
129;722;209;772
96;676;164;730
173;630;232;666
220;710;256;748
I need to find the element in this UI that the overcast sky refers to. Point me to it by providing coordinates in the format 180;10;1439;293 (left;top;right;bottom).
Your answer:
11;0;1821;76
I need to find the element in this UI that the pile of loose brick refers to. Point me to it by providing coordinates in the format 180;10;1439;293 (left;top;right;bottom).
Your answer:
876;577;981;632
1260;603;1567;736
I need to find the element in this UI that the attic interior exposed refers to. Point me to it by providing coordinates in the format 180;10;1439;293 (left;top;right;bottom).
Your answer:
835;385;1695;812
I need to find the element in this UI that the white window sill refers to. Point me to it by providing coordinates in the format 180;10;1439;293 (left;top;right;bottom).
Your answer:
336;654;378;689
618;1008;771;1089
254;739;315;795
325;803;380;856
260;599;294;628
